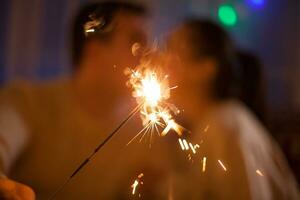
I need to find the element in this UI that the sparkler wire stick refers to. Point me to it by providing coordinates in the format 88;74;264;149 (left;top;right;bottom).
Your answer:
48;103;143;200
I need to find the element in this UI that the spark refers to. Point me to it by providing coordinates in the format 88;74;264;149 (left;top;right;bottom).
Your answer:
178;138;200;154
188;154;192;161
218;160;227;171
140;73;161;106
131;173;144;195
204;125;209;132
178;138;185;150
256;169;264;176
189;143;196;154
182;139;189;150
131;180;139;195
202;157;207;172
138;173;144;178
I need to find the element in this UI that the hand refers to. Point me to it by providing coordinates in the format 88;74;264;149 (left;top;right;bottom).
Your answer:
0;178;35;200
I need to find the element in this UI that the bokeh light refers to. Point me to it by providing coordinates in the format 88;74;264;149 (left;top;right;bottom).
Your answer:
247;0;266;9
218;5;238;26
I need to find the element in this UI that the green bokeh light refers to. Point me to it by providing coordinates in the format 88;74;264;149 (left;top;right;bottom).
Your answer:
218;5;238;26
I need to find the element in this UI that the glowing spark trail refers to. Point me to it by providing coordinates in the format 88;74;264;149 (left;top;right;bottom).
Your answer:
202;157;207;172
204;125;209;132
132;180;139;195
178;138;199;154
178;139;185;150
218;160;227;171
256;169;264;176
131;173;144;195
182;139;189;150
189;143;196;154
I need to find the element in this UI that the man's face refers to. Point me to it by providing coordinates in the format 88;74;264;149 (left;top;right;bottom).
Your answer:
86;12;147;90
109;13;147;69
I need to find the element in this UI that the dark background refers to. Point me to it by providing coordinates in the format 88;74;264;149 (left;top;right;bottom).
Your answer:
0;0;299;183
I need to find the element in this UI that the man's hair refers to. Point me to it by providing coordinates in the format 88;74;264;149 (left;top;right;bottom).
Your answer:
71;1;147;69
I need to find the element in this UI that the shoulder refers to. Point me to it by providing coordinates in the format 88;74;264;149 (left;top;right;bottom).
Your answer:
0;81;36;107
0;80;70;122
1;79;69;102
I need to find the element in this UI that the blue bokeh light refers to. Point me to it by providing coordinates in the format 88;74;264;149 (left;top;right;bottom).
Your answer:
248;0;265;8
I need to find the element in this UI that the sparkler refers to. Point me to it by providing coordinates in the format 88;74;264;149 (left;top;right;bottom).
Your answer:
48;104;141;200
125;64;184;145
49;54;182;199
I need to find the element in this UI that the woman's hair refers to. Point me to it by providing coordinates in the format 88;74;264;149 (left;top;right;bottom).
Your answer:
237;50;267;125
182;19;267;124
182;19;238;100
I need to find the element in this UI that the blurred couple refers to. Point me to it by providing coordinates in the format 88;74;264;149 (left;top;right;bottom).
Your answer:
0;1;298;199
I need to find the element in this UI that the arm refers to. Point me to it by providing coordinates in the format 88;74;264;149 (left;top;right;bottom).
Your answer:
0;104;35;199
0;104;29;172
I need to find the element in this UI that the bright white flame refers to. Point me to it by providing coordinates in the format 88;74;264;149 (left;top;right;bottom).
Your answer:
141;73;161;107
126;66;184;145
148;112;158;123
178;138;199;154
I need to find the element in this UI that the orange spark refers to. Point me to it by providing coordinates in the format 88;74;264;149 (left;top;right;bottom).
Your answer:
178;138;185;150
256;169;264;176
202;157;207;172
131;173;144;195
131;180;139;195
218;160;227;171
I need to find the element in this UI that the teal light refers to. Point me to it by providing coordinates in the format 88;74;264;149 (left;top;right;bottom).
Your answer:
218;5;238;26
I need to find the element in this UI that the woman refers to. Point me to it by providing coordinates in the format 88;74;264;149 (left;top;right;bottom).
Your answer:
167;19;299;199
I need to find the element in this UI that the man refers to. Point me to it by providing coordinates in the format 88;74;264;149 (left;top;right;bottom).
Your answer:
0;2;149;199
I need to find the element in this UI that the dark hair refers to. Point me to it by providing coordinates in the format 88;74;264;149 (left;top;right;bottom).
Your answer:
182;19;267;124
237;50;267;125
182;19;238;100
71;1;147;68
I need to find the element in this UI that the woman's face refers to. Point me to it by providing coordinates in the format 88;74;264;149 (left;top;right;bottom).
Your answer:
167;26;217;105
